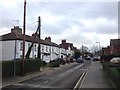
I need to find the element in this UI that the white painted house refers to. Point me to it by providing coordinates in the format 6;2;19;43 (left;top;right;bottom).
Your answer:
0;26;75;62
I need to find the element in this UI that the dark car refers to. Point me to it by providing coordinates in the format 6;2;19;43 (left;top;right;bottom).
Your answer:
60;56;66;65
85;57;91;60
76;58;84;63
60;58;66;65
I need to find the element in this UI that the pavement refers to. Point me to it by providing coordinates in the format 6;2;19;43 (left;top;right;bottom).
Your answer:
79;61;114;89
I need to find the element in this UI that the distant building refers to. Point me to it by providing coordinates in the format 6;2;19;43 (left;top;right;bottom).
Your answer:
102;39;120;55
59;39;75;57
102;46;110;55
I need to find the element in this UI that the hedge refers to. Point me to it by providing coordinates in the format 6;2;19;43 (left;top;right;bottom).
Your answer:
101;54;120;62
49;60;60;67
2;61;14;78
109;68;120;89
102;62;120;89
2;59;43;78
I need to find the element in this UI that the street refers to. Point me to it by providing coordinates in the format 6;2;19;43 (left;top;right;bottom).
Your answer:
2;61;91;90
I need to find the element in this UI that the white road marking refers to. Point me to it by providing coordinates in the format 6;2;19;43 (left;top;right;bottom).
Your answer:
60;74;63;75
44;81;48;83
51;78;55;80
79;69;86;70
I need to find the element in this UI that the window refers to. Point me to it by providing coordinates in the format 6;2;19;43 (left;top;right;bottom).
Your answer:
20;42;23;51
34;44;37;51
42;46;44;51
34;55;36;58
46;46;48;52
49;47;51;52
52;47;54;52
20;55;22;58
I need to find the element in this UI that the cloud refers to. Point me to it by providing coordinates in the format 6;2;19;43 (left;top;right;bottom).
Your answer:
79;17;117;34
0;0;21;8
40;13;64;25
0;1;118;48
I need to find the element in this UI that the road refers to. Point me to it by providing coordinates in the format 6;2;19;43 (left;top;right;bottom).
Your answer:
2;60;91;90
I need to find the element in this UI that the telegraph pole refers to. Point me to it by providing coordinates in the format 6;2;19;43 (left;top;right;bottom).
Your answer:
37;16;41;59
37;16;41;69
22;0;26;76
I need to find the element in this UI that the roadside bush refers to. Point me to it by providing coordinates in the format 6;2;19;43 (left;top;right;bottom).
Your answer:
103;62;119;72
49;60;60;67
101;54;115;62
2;59;41;78
25;59;41;73
15;60;22;76
102;62;120;89
2;61;14;78
101;54;120;63
41;61;47;67
109;68;120;89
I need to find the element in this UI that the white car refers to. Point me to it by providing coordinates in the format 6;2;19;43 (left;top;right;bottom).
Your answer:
110;57;120;63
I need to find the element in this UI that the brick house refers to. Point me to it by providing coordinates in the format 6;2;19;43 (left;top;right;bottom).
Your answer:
110;39;120;55
102;46;110;55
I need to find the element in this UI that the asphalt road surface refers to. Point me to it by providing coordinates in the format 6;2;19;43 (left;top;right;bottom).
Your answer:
2;60;91;90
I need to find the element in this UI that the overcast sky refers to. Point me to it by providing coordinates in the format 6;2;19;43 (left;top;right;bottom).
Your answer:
0;0;119;51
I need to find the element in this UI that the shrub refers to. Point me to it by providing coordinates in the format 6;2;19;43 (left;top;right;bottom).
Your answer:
49;59;60;67
109;68;120;89
103;62;119;72
101;54;120;63
25;59;41;73
41;61;47;67
101;54;115;62
2;61;14;78
102;62;120;89
2;59;41;78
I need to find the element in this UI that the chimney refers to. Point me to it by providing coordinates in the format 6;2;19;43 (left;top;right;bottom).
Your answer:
62;39;66;44
11;26;22;34
32;33;35;36
32;33;39;38
45;37;51;42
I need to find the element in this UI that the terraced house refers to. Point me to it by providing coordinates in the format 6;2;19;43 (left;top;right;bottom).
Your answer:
0;26;75;62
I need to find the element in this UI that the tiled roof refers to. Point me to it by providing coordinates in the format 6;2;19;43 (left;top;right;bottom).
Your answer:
0;32;59;47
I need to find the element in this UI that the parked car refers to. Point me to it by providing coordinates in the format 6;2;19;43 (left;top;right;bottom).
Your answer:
76;58;84;63
93;56;100;61
64;56;70;63
85;57;91;60
60;58;66;65
70;56;74;62
73;59;76;62
85;56;92;61
110;57;120;63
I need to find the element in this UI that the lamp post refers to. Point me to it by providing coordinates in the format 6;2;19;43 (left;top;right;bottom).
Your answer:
95;42;101;51
95;42;101;56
